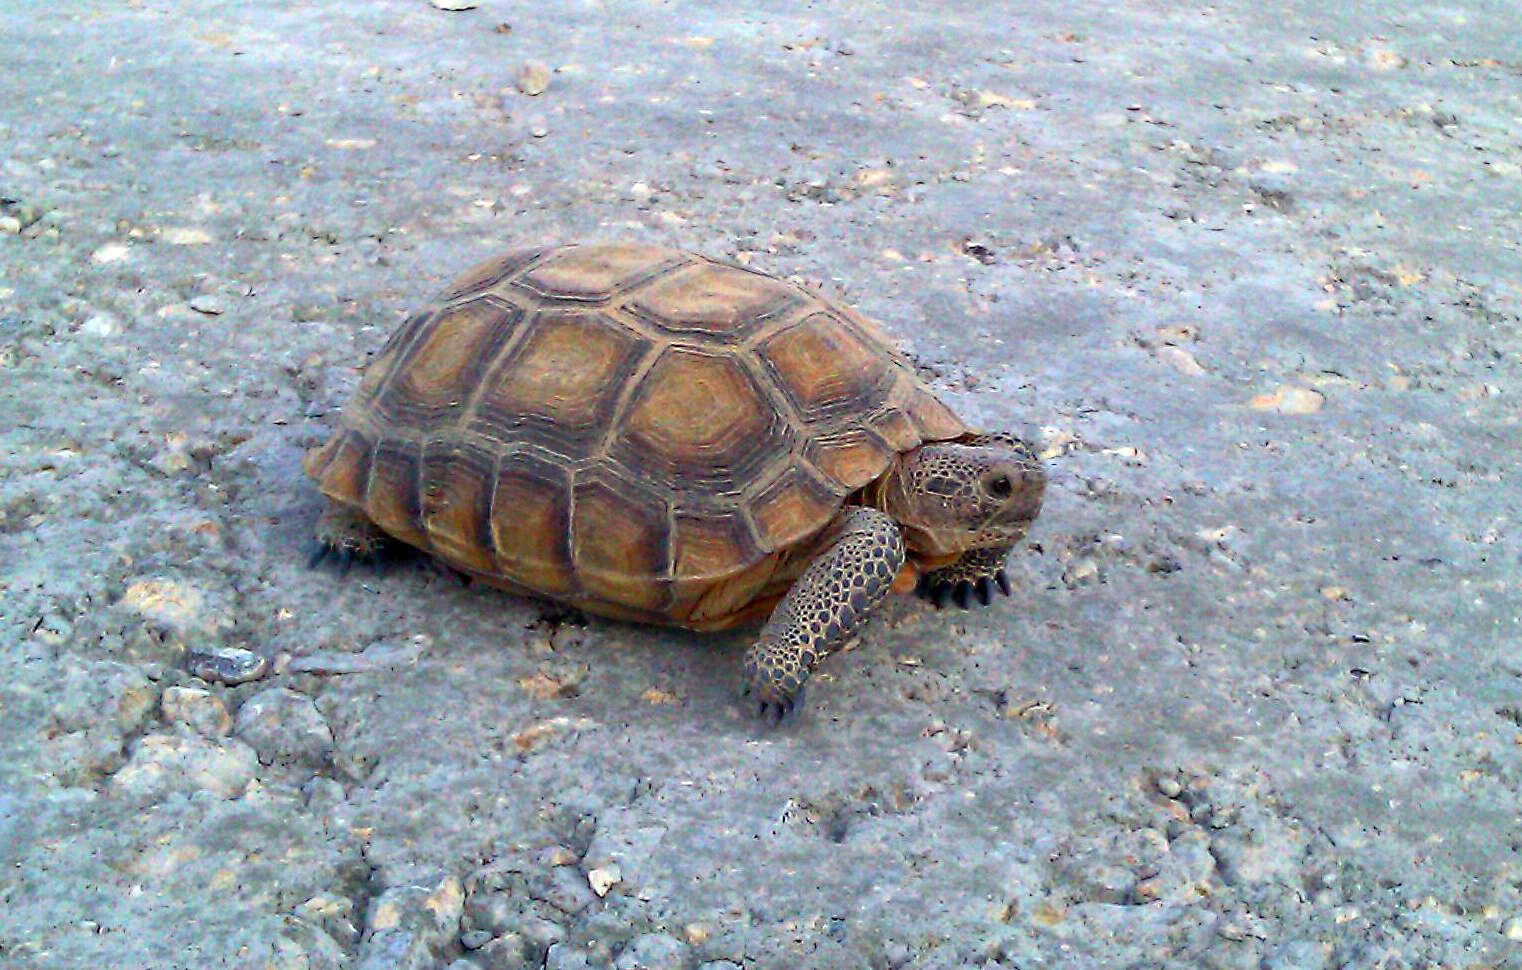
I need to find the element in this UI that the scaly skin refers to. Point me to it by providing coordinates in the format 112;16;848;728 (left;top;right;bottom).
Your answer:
743;506;905;723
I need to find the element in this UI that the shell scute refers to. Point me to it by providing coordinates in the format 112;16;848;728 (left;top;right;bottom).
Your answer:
610;347;788;494
627;262;799;337
364;445;425;548
473;309;647;454
571;471;671;610
755;311;893;422
419;441;498;574
440;246;546;302
517;243;685;301
489;449;574;596
367;301;521;427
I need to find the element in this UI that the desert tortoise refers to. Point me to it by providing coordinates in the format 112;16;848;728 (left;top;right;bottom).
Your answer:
304;242;1046;718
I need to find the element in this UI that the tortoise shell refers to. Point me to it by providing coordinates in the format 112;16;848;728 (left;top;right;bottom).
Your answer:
303;242;967;628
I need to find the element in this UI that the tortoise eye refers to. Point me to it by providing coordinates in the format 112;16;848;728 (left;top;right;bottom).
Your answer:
987;474;1013;498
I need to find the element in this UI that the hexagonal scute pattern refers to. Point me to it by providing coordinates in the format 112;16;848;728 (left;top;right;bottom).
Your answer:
367;300;522;427
755;311;894;422
610;347;790;495
627;261;800;337
472;309;648;454
438;246;547;303
516;242;686;301
314;242;971;623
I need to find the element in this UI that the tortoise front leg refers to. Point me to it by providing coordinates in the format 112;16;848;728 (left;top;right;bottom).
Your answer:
916;545;1013;609
744;506;905;722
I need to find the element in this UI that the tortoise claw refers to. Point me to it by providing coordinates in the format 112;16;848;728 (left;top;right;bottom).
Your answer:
307;538;396;576
918;570;1007;610
746;683;803;726
975;576;993;605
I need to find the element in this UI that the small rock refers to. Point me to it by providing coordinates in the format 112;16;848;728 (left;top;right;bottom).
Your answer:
614;932;690;970
1250;385;1324;414
188;294;225;315
362;878;466;970
161;685;232;737
476;932;530;969
91;242;130;263
546;944;592;970
0;216;21;234
460;930;493;950
1504;918;1522;941
1061;558;1099;587
79;312;122;337
1159;346;1206;375
511;716;593;754
287;635;429;674
587;864;622;897
122;577;209;634
235;687;334;766
516;62;551;95
529;120;550;138
1156;775;1183;798
112;733;257;799
278;920;349;970
429;0;478;8
188;645;271;685
1364;48;1406;71
537;866;598;915
161;226;213;245
297;893;360;948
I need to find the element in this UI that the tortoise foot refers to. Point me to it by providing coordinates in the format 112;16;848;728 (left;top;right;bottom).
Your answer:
743;679;805;727
309;504;397;574
742;634;812;726
916;547;1014;611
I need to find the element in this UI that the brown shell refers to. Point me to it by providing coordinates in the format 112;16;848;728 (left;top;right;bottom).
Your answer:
304;243;966;625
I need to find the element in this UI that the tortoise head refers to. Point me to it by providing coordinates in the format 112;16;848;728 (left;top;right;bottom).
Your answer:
873;433;1046;557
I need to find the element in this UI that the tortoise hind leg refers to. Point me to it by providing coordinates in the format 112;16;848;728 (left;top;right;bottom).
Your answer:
916;545;1013;609
744;506;905;723
309;502;392;573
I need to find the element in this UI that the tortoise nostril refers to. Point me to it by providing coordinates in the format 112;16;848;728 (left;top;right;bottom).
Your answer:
988;474;1013;498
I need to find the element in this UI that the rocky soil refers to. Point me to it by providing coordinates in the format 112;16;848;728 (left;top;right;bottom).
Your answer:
2;1;1519;968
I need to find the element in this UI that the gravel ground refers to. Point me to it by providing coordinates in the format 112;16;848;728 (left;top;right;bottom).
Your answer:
3;1;1520;968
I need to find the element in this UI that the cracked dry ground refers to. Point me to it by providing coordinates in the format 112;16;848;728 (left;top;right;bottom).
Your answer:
2;0;1520;968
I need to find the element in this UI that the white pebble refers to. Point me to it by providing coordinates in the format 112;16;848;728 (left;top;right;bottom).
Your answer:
79;312;122;337
91;242;130;263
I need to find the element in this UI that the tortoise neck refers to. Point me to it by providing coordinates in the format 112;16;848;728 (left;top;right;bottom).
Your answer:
857;452;908;515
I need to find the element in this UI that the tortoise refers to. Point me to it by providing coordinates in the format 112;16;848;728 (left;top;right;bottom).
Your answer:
304;242;1046;719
